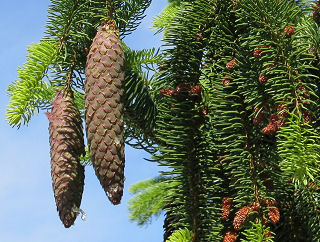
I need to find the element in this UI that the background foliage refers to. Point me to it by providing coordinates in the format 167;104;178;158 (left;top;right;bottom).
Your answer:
6;0;320;241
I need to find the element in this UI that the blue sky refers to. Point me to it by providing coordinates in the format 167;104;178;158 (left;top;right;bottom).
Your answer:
0;1;167;241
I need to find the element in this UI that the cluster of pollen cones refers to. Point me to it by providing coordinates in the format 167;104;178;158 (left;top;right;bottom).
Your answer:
47;19;125;227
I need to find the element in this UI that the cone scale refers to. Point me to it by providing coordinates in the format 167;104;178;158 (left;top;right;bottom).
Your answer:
46;89;85;228
85;21;125;205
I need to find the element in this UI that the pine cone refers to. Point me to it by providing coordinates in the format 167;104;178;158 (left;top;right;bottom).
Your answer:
233;206;252;231
253;45;271;58
46;89;85;228
262;114;284;134
268;207;280;224
313;4;320;24
160;88;176;96
249;202;260;212
222;75;232;86
224;231;237;242
189;85;202;96
258;73;269;83
253;105;265;125
262;199;280;224
222;197;233;220
226;58;238;69
277;103;289;118
283;25;295;37
265;231;272;238
85;21;125;205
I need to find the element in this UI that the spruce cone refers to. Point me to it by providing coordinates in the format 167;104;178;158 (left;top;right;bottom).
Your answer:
224;231;237;242
222;197;233;220
226;58;238;69
268;207;280;224
233;206;252;231
46;89;85;228
85;21;125;205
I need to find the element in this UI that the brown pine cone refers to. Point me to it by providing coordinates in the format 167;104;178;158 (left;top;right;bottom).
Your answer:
224;231;237;242
85;21;125;205
233;206;252;231
46;89;85;228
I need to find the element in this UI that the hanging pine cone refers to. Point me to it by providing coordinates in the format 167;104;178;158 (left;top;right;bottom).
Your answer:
46;89;85;228
277;103;289;118
302;110;311;123
262;199;280;224
265;231;272;238
85;20;125;205
262;114;285;134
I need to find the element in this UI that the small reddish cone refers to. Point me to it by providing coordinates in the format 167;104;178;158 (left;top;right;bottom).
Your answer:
222;197;233;220
253;106;265;125
253;45;270;58
222;75;232;86
46;89;85;228
258;73;269;83
226;58;238;69
268;207;280;224
312;3;320;24
224;231;237;242
262;199;280;224
85;20;125;205
233;206;252;230
283;25;295;37
250;202;260;212
262;114;285;134
190;85;202;96
265;231;272;238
